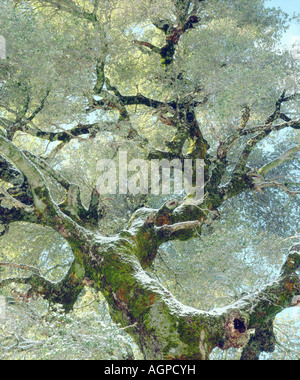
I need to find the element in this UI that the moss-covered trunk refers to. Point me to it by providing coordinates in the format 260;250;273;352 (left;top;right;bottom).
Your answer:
74;229;300;360
80;234;220;360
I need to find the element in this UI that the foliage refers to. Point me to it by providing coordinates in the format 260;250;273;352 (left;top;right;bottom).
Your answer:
0;290;139;360
0;0;299;360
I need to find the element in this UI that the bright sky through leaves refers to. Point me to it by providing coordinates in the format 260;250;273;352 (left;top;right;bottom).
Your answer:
267;0;300;46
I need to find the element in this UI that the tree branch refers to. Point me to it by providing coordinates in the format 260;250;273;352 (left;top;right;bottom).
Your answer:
90;92;171;111
0;186;33;212
207;90;300;205
241;118;300;136
252;178;300;196
0;136;53;213
0;189;36;227
24;151;105;228
0;260;85;312
133;40;161;55
135;0;201;66
216;244;300;357
26;89;51;122
0;155;24;186
210;91;300;195
258;145;300;177
156;220;201;242
0;136;90;243
20;122;98;142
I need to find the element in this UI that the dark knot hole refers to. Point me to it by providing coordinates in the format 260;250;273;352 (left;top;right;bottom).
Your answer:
234;318;246;333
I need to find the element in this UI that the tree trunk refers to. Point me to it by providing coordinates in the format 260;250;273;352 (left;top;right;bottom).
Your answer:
61;220;300;360
1;133;300;360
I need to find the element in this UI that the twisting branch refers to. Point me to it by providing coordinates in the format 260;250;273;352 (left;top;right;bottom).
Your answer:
0;87;51;140
24;151;71;190
241;118;300;136
135;0;202;66
249;174;300;196
124;199;207;268
20;122;98;142
23;151;105;228
207;105;252;201
258;145;300;177
89;91;176;112
238;244;300;360
210;92;300;205
0;186;33;212
0;260;85;312
0;135;96;245
26;89;51;122
265;91;300;125
0;136;47;209
91;74;149;146
134;14;200;66
0;135;55;214
0;154;24;186
213;93;299;169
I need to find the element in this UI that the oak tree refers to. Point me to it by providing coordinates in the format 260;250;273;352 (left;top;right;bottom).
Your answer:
0;0;299;360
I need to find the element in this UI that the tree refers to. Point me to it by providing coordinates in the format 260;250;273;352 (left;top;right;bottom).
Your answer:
0;0;299;360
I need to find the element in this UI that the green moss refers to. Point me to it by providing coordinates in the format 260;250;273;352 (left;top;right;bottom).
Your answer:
74;262;85;280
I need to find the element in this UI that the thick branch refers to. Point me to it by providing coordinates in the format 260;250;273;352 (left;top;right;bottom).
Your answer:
0;136;53;213
24;151;105;228
0;260;85;312
74;222;300;359
0;136;94;241
156;220;201;242
258;145;300;177
124;199;207;268
215;244;300;357
0;186;33;212
91;93;173;111
0;199;36;227
208;91;300;200
0;136;51;211
135;0;202;66
21;122;98;142
0;155;24;186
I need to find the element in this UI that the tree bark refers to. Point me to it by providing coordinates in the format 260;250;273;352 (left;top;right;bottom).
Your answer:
1;1;300;360
1;130;300;359
43;223;300;360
